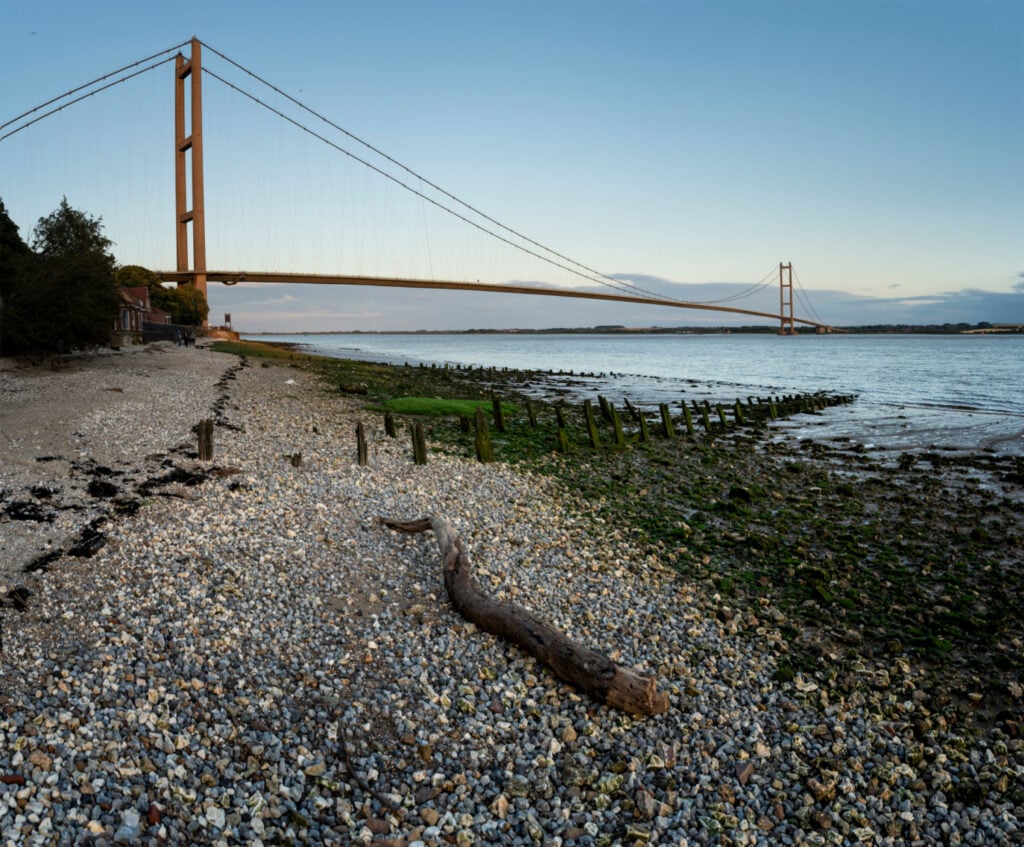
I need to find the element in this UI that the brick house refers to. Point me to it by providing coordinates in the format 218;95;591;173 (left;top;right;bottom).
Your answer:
112;287;171;346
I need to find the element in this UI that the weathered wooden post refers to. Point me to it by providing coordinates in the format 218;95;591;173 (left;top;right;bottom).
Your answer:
491;394;506;433
638;411;650;443
584;400;601;448
733;400;745;425
356;422;368;466
475;407;494;462
555;404;567;429
527;400;538;428
623;397;640;423
556;429;570;454
701;403;713;432
717;404;729;428
682;403;695;436
598;395;613;423
610;404;626;447
412;422;428;465
384;412;397;438
197;418;214;460
659;403;675;438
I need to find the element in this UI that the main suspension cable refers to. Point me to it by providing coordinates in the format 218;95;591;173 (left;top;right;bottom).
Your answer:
683;265;779;305
793;267;825;325
0;56;179;144
0;40;190;133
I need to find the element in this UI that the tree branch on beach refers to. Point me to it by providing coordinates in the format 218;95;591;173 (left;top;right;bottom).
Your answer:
381;515;670;716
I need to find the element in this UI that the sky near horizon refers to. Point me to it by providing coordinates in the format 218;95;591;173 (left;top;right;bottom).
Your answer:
2;0;1022;331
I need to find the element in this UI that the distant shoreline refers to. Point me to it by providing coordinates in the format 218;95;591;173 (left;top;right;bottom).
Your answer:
244;321;1021;337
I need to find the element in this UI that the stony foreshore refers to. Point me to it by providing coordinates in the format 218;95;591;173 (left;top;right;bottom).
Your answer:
1;344;1021;846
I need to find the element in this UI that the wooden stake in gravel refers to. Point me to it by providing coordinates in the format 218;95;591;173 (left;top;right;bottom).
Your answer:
356;422;368;467
381;515;670;716
474;408;494;463
197;418;214;460
412;423;428;465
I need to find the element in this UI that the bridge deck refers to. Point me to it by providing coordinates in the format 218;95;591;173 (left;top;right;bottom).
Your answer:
157;270;833;331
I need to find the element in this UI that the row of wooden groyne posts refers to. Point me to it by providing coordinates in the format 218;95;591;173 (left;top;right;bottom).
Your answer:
356;382;856;467
192;360;853;467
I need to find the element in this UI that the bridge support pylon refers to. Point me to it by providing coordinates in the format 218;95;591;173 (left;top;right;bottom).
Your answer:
174;37;207;319
778;262;796;335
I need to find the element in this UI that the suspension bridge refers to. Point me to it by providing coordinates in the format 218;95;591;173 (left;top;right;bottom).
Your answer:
2;37;834;334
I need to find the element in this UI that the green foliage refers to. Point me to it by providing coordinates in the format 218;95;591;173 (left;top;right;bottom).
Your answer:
0;200;32;355
31;197;112;259
114;264;162;293
166;283;208;326
1;197;119;358
0;199;30;298
8;253;120;355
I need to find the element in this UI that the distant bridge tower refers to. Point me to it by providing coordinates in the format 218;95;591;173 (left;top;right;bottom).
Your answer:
174;37;207;307
778;262;795;335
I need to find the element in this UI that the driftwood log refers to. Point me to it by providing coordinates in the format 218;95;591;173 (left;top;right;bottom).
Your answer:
382;515;669;716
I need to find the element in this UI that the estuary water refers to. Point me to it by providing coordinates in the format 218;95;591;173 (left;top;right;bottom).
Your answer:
251;332;1024;456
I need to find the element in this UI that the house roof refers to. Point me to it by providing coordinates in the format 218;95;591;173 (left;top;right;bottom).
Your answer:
122;287;151;311
119;288;147;310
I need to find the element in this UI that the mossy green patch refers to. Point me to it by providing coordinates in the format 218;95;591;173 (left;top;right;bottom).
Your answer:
211;339;318;361
379;397;517;418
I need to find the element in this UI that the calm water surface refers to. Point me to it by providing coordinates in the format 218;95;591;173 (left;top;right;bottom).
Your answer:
251;332;1024;455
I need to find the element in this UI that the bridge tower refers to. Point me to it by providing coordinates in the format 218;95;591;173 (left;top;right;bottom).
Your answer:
778;262;795;335
174;37;207;309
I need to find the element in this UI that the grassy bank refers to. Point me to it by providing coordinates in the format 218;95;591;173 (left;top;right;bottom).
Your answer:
214;339;1024;742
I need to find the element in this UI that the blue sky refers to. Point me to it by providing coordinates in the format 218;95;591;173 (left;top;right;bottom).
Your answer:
2;0;1021;330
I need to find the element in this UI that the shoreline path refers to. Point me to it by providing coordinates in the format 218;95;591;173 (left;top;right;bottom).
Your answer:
1;344;1020;845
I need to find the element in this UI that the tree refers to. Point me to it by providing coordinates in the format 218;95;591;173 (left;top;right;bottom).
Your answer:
32;197;113;259
114;263;162;295
166;283;208;326
1;198;120;358
0;199;30;276
0;199;32;356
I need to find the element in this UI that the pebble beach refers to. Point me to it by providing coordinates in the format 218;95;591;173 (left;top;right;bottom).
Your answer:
1;344;1021;846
